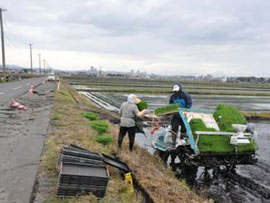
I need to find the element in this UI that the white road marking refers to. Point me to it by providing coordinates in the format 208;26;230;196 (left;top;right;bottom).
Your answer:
13;86;22;90
0;92;4;95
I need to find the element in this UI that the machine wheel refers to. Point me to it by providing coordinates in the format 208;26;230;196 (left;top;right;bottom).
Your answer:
161;147;186;171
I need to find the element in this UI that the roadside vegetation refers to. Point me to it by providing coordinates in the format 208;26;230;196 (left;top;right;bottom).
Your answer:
38;80;208;203
0;73;38;82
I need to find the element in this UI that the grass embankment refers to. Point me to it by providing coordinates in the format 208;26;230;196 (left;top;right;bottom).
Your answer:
40;82;142;203
242;111;270;120
0;73;39;82
40;81;208;203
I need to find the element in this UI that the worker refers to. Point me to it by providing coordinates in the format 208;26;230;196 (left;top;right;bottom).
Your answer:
169;83;192;145
118;94;147;151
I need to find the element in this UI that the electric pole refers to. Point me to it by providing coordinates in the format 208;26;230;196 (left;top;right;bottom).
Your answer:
29;43;33;74
43;59;46;74
0;8;6;74
38;54;41;75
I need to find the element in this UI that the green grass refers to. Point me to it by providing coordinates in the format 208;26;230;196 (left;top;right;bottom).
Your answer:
51;112;62;121
82;112;98;121
154;104;179;115
242;111;270;120
89;120;108;134
213;104;247;132
137;100;148;111
94;135;113;145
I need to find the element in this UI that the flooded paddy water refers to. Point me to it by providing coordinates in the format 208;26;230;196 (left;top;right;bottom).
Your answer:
74;84;270;203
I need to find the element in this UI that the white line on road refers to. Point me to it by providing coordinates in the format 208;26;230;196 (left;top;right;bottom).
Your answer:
0;92;4;95
13;86;22;90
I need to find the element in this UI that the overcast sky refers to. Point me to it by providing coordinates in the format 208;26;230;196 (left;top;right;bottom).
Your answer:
1;0;270;76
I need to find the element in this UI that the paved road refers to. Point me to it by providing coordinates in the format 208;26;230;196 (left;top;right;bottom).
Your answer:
0;77;46;106
0;80;54;203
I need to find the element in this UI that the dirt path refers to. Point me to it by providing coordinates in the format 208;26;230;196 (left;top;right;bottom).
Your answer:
0;82;54;203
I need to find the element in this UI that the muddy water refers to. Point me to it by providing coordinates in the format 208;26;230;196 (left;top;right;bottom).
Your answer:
102;92;270;111
81;91;270;202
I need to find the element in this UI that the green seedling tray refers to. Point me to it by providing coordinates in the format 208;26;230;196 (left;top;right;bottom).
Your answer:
154;104;179;115
89;120;108;134
82;112;98;121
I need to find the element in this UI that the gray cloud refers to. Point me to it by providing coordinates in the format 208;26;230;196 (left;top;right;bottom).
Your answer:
1;0;270;76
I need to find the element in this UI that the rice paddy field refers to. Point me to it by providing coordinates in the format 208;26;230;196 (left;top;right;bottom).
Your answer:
65;76;270;113
65;76;270;203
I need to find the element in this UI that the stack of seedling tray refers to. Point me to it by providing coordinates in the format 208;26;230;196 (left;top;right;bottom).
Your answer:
57;145;109;198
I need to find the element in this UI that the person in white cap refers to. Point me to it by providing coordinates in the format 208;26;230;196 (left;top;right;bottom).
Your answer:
169;83;192;145
118;94;148;151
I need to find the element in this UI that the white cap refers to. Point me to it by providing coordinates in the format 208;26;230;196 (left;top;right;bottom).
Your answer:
173;84;180;92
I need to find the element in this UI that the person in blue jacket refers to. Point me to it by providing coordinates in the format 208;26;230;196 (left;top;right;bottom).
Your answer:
169;83;192;144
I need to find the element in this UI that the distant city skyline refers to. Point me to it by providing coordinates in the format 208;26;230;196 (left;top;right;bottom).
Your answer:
0;0;270;77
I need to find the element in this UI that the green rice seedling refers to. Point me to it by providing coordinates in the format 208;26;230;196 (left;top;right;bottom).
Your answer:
94;135;113;145
189;118;257;155
189;118;216;132
198;135;258;155
189;118;216;140
82;112;98;121
154;103;179;115
213;104;247;132
137;100;148;111
89;120;108;134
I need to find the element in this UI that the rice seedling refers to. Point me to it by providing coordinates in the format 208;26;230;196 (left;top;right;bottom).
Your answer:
213;104;247;132
197;135;257;155
189;118;217;132
154;103;179;115
189;110;256;155
89;120;108;134
137;100;148;111
94;135;113;145
82;112;98;121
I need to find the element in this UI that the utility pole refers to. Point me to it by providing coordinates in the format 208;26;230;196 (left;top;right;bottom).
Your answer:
38;54;41;75
29;43;33;74
43;59;46;74
0;8;6;74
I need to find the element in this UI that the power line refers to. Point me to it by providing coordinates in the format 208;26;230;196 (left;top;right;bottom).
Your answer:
4;11;29;45
1;13;29;67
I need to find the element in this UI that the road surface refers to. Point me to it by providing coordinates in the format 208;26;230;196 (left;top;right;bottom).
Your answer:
0;78;54;203
0;77;46;106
